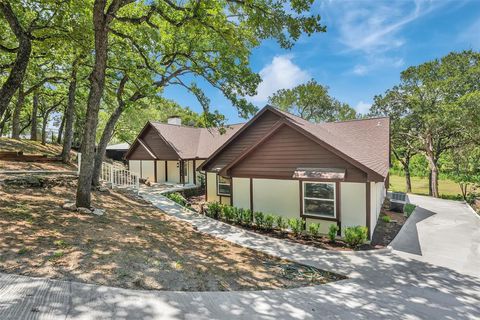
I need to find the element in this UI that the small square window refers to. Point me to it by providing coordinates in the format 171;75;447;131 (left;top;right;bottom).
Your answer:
217;176;231;196
303;182;336;218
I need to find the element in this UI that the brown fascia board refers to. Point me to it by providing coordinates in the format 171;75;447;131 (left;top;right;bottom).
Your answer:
198;106;277;171
137;138;158;159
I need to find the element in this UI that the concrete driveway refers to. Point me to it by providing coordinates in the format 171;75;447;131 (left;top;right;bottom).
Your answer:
391;194;480;277
0;193;479;319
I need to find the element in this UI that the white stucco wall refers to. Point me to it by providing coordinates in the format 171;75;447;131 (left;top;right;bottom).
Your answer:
167;160;180;183
232;177;250;210
141;160;155;182
128;160;141;177
370;181;386;237
340;182;366;232
252;179;299;218
306;218;337;235
156;161;166;182
206;172;220;202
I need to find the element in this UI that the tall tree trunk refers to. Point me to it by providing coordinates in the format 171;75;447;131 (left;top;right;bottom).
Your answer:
11;85;24;139
76;0;113;208
61;60;79;163
41;115;48;145
92;106;124;187
30;91;39;140
424;133;439;198
0;108;11;136
57;111;65;144
404;166;412;193
0;2;32;119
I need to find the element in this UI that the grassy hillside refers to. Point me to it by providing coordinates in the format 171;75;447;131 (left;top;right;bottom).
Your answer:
389;174;462;197
0;138;64;156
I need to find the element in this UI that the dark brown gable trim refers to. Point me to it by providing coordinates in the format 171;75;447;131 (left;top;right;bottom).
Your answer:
199;106;280;171
124;121;152;159
220;120;285;176
137;138;158;159
149;121;182;159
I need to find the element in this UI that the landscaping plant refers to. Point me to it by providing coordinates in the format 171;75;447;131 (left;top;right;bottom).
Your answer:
381;215;392;223
234;208;244;224
276;216;288;231
404;203;416;218
166;192;189;207
328;224;339;242
223;205;236;222
207;202;222;219
288;218;305;236
254;211;265;229
344;226;368;248
307;223;321;238
241;209;253;226
264;214;275;231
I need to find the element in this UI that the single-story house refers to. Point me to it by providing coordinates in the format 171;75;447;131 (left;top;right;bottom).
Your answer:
125;116;243;185
199;105;390;237
106;142;130;161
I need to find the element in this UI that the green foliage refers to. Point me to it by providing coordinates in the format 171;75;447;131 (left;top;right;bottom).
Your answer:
328;224;339;242
223;205;236;222
241;208;253;226
206;202;222;219
307;223;320;238
288;218;305;236
275;216;288;231
404;204;416;217
166;192;189;207
268;79;358;121
381;215;392;223
254;211;265;228
343;226;368;248
264;214;275;231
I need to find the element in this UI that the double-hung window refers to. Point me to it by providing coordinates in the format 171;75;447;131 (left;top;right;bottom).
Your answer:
217;176;231;196
303;182;336;218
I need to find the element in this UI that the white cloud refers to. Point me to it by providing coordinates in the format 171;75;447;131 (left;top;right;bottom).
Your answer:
248;55;310;103
355;101;372;115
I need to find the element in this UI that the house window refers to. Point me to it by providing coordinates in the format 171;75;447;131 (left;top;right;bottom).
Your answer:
303;182;336;218
217;175;231;196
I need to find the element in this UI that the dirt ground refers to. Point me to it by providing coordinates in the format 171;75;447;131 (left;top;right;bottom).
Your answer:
371;200;407;246
0;160;76;171
0;177;344;291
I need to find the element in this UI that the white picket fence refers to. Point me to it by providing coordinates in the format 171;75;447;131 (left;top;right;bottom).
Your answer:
77;153;139;192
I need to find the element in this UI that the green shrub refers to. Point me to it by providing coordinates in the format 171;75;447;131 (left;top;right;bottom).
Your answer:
264;214;275;231
288;218;305;236
404;203;416;217
328;224;339;242
254;211;265;228
275;216;288;231
241;209;253;226
234;208;244;224
344;226;368;248
223;205;235;222
381;215;392;223
166;192;189;207
307;223;320;238
206;202;222;219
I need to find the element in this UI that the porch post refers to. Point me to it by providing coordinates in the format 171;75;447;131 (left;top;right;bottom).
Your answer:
165;160;168;182
193;159;196;185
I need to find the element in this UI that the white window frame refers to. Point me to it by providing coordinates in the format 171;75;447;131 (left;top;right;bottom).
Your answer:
217;175;231;196
302;181;336;218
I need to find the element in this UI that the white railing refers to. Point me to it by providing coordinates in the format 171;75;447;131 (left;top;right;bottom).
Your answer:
77;153;139;192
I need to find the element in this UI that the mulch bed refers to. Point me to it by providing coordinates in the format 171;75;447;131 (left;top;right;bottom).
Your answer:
371;199;408;246
187;194;384;251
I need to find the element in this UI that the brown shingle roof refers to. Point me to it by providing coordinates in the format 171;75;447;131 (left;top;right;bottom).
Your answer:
149;122;244;159
273;107;390;178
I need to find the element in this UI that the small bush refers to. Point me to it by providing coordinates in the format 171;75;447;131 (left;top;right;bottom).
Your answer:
241;209;253;226
381;215;392;223
275;216;288;231
264;214;275;231
307;223;320;238
404;203;416;217
254;211;265;228
166;192;189;207
234;208;244;224
206;202;222;219
344;226;368;248
288;218;305;236
223;205;235;222
328;224;339;242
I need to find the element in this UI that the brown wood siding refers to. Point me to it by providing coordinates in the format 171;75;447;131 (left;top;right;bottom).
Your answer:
230;125;367;182
127;141;156;160
204;111;280;170
141;125;178;160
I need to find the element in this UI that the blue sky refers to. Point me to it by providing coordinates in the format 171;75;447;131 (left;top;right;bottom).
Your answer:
163;0;480;123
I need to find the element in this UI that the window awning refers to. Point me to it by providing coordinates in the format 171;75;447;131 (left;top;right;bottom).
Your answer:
292;167;346;180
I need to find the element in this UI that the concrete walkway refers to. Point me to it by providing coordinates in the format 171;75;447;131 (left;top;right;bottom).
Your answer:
0;190;479;319
391;194;480;277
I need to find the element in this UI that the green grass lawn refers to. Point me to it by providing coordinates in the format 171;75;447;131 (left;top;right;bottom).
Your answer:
389;174;462;197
